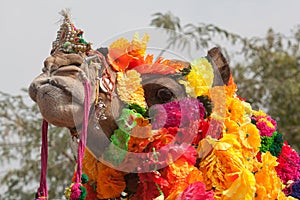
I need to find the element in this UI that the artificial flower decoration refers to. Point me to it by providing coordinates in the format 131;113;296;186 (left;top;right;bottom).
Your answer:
289;181;300;199
108;33;149;72
198;135;257;199
226;96;246;123
176;181;214;200
96;162;127;199
252;112;277;137
150;97;205;130
80;33;300;199
117;70;147;108
238;122;261;157
132;55;186;75
254;152;287;200
179;58;214;97
276;143;300;185
44;25;300;199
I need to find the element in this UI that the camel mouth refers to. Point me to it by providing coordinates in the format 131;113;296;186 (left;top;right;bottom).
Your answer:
38;79;84;106
29;64;90;104
43;79;72;96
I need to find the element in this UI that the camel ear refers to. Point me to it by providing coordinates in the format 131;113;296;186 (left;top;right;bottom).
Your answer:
96;47;108;57
207;47;231;86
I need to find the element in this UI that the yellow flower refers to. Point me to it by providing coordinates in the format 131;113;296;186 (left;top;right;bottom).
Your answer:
116;70;146;108
179;58;214;97
239;123;261;156
241;101;253;121
199;136;256;199
226;97;245;123
254;152;286;200
210;86;227;119
224;118;239;134
127;32;149;58
252;109;267;117
222;168;256;200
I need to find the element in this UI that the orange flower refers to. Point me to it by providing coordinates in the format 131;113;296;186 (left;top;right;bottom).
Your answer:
96;162;126;199
82;148;99;182
225;75;237;97
128;124;152;153
107;47;133;72
162;157;204;199
127;32;149;58
108;33;149;72
254;152;287;200
239;123;261;156
82;149;128;199
224;118;240;134
132;55;185;75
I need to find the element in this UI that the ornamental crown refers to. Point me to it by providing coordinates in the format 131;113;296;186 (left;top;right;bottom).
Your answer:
51;9;92;55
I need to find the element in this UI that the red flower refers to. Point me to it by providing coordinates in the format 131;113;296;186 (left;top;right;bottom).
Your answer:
133;172;168;200
192;120;210;145
276;143;300;184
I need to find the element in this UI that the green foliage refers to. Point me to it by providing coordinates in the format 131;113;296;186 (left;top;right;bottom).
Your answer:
0;91;75;199
150;12;300;152
150;12;246;58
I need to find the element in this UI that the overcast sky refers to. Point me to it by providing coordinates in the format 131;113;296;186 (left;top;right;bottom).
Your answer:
1;0;300;95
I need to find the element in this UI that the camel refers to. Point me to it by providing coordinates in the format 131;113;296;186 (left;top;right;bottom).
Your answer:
29;10;300;200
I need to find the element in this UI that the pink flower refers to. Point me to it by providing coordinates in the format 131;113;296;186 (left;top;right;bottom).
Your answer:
70;183;81;199
176;182;214;200
252;115;276;137
276;143;300;184
150;98;205;129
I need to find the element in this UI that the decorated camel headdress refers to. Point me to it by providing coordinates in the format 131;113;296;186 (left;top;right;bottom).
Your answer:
31;10;300;200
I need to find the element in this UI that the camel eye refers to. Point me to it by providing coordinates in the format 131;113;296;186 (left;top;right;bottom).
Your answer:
142;75;186;107
156;87;173;103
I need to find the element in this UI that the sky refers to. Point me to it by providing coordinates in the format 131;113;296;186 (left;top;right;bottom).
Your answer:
1;0;300;95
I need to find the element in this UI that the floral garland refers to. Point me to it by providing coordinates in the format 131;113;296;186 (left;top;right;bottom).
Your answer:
75;33;300;200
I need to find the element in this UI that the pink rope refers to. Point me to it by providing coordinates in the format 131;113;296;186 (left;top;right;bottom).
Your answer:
36;80;90;199
37;119;48;199
76;80;91;183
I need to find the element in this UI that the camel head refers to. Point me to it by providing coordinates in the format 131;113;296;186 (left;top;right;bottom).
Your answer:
28;11;230;153
29;10;231;197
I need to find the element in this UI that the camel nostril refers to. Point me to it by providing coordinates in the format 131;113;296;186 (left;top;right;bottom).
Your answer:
42;66;47;73
156;88;173;103
49;79;55;85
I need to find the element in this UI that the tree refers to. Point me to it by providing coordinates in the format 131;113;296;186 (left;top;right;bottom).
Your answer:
0;91;75;199
234;28;300;151
150;12;300;151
